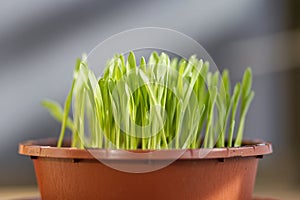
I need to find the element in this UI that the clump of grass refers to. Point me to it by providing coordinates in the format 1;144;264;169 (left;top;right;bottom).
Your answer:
42;51;254;149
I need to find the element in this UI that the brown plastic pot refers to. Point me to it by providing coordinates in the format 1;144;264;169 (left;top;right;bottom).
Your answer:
19;138;272;200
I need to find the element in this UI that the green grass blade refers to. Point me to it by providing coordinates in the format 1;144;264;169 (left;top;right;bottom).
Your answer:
227;83;241;147
41;100;74;131
234;91;254;147
57;59;81;147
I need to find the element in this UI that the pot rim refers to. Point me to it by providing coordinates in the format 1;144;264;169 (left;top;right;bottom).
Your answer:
19;138;272;160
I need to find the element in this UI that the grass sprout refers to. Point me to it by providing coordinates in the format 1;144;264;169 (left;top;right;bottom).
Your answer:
42;51;254;149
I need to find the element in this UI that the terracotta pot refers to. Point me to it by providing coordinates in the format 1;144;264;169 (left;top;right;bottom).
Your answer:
19;138;272;200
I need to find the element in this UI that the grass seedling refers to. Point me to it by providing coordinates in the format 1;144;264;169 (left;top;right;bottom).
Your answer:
43;51;254;150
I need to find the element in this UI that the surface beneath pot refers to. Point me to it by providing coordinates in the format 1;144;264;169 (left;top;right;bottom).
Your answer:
8;197;276;200
0;186;283;200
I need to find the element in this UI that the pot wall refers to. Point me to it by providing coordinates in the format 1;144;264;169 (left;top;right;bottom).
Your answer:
33;156;258;200
19;139;272;200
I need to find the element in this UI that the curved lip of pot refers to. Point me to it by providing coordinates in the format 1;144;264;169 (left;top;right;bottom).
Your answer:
19;138;272;160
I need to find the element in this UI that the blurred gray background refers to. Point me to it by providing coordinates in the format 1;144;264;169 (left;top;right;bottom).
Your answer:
0;0;299;197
